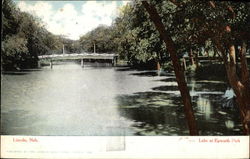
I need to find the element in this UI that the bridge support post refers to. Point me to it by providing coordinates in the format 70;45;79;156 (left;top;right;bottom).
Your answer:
50;59;53;69
112;57;117;67
81;59;84;67
37;60;41;68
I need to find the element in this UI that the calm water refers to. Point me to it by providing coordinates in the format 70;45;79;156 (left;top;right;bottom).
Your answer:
1;62;243;135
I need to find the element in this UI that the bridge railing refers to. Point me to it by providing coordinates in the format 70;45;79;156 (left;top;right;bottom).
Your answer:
38;53;118;59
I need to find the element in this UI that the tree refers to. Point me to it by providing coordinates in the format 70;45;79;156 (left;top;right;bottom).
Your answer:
141;1;198;135
112;2;170;69
79;25;117;53
2;0;71;70
2;35;28;70
163;0;250;134
206;1;250;134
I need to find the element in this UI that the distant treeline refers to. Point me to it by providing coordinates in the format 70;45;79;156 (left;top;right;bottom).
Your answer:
2;0;81;70
2;0;250;70
79;1;250;69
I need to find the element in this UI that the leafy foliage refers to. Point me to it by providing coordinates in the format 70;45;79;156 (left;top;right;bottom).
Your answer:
2;0;249;70
79;25;117;53
1;0;79;70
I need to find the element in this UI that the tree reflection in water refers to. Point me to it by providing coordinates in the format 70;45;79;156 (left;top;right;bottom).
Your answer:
116;71;243;135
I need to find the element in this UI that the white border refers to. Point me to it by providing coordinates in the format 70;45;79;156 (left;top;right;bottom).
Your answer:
1;136;249;158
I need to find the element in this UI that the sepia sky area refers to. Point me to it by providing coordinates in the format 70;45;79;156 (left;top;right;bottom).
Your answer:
14;0;130;40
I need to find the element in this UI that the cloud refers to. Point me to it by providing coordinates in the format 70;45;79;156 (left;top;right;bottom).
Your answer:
16;1;128;40
17;1;53;24
81;1;118;20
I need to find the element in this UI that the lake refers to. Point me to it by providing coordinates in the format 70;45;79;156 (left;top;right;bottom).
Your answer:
1;62;243;135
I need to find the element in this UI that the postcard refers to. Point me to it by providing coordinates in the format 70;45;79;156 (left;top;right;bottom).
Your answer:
1;0;249;158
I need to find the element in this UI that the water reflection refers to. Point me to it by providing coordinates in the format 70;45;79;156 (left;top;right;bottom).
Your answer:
117;70;243;135
196;95;212;120
116;92;189;135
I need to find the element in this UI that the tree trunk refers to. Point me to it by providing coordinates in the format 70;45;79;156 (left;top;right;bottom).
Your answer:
226;44;250;134
239;42;250;87
156;61;161;70
141;1;198;135
205;48;212;64
238;42;250;134
194;51;199;69
215;41;250;135
210;2;250;134
188;48;195;66
183;57;187;71
156;52;162;71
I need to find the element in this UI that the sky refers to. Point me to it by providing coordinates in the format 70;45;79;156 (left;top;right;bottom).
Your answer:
14;1;130;40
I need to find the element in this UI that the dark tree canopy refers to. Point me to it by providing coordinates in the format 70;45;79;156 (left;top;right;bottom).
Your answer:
1;0;79;70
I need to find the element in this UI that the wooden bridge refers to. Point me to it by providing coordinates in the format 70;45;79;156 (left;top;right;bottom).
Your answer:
38;53;118;68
